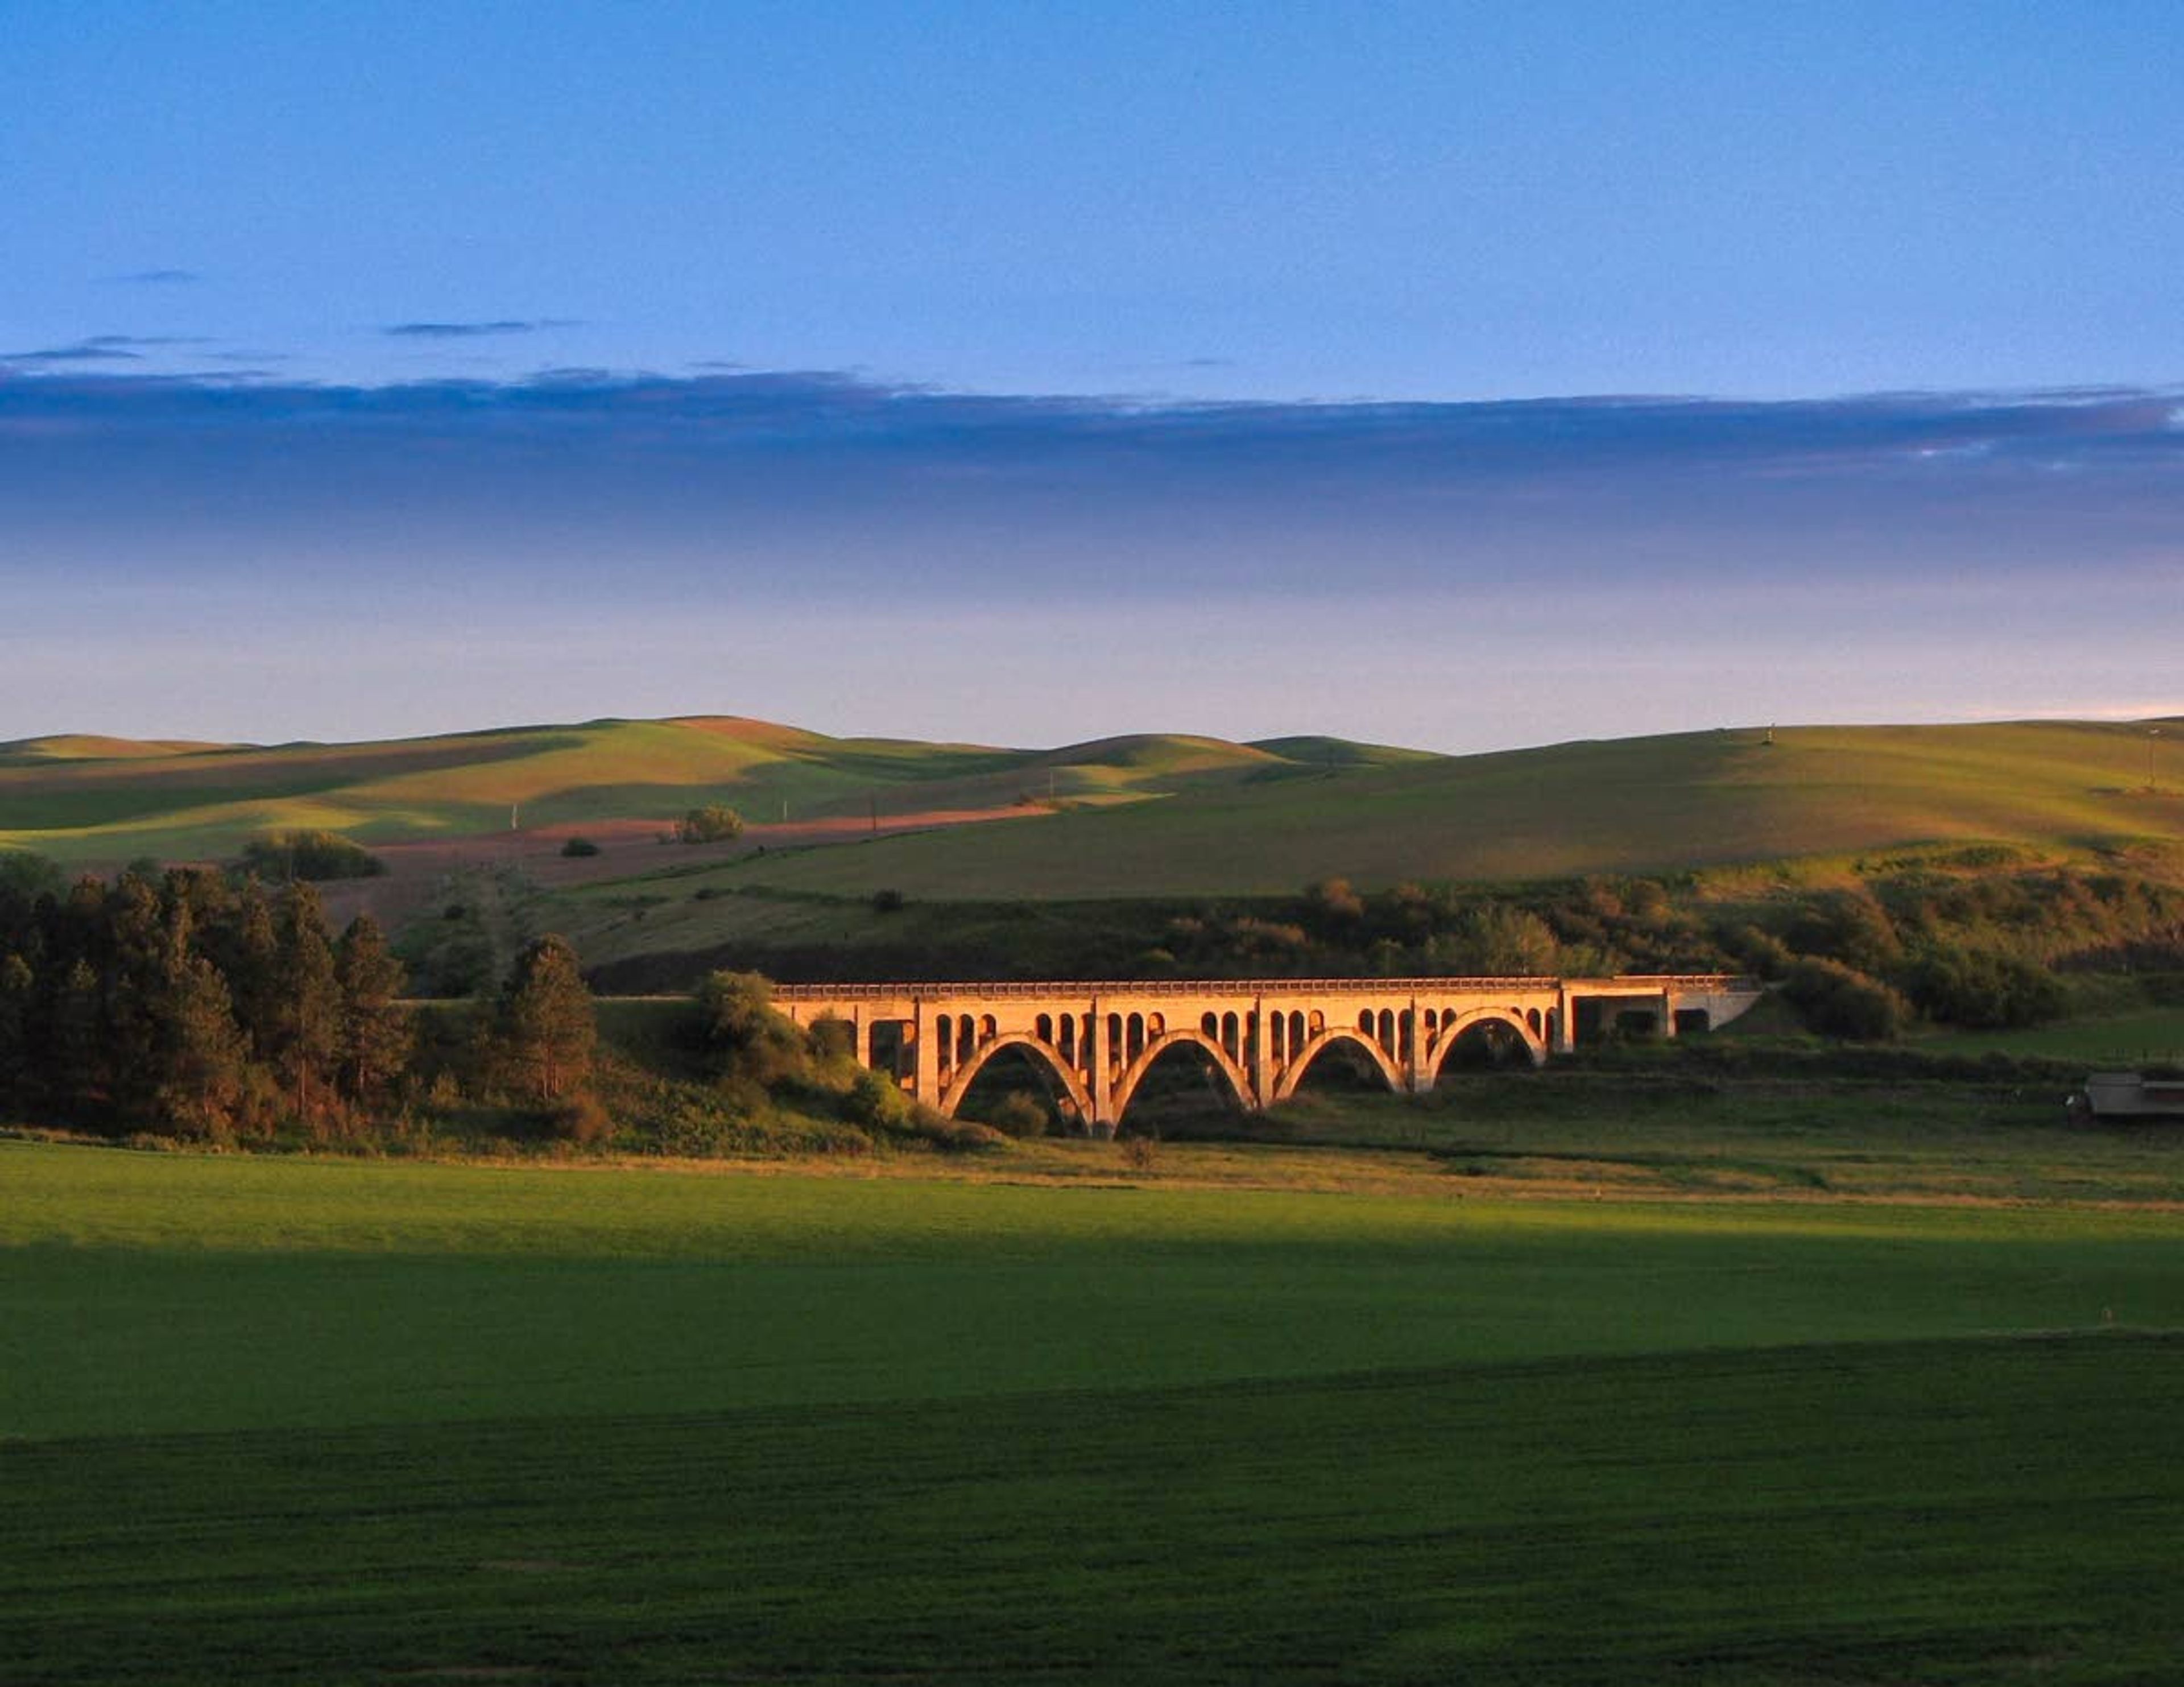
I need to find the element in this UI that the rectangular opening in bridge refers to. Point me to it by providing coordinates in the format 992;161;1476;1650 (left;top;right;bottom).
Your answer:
867;1019;914;1084
1674;1008;1711;1036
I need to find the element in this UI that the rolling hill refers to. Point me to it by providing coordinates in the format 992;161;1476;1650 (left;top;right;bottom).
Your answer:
5;717;2180;929
605;720;2184;901
0;716;1424;865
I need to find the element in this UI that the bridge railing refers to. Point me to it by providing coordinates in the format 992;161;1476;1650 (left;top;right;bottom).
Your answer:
767;974;1758;1002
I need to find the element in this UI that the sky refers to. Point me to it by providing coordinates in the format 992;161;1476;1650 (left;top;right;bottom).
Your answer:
2;1;2180;752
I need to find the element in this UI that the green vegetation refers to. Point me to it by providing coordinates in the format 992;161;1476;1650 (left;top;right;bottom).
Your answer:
673;801;745;844
4;1142;2182;1683
652;720;2184;900
6;712;2181;1680
6;717;2178;894
0;715;1416;865
233;827;387;882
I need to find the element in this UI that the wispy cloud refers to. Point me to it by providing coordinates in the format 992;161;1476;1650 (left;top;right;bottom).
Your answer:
1;367;2177;601
106;268;201;286
1;367;2176;750
383;319;581;339
1;334;214;365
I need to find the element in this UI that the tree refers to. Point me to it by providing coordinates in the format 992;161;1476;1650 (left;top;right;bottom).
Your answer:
692;969;808;1085
0;953;32;1111
495;935;595;1102
675;805;745;845
151;951;250;1139
101;874;169;1120
234;830;387;882
268;883;342;1122
335;915;412;1102
0;849;62;902
1781;958;1909;1041
51;957;103;1115
222;879;281;1060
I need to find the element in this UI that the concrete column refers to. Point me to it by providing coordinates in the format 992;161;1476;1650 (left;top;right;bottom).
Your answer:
1405;998;1428;1094
909;1002;933;1107
1089;998;1113;1133
1250;999;1272;1111
1554;987;1575;1055
855;1011;871;1073
1660;990;1678;1037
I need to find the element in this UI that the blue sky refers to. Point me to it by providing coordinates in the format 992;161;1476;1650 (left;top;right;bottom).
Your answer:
2;2;2179;749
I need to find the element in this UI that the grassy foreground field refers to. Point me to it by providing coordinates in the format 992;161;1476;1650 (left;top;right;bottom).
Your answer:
5;1141;2183;1684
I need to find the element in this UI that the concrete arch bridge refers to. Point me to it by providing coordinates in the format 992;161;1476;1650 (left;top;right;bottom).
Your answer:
773;974;1761;1131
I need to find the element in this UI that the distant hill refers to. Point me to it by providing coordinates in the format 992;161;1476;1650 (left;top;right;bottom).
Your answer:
0;715;1429;863
0;734;238;766
5;718;2179;924
657;720;2184;901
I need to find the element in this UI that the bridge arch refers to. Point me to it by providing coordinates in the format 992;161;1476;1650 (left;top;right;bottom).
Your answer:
1426;1008;1546;1082
937;1032;1095;1124
1110;1029;1252;1123
1272;1027;1405;1103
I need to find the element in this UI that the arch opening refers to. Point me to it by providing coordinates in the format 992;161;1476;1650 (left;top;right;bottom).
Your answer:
1111;1032;1251;1130
1428;1011;1546;1081
940;1033;1094;1133
1275;1030;1402;1104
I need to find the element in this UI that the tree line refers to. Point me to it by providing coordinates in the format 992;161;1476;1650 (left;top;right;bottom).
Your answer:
0;857;598;1143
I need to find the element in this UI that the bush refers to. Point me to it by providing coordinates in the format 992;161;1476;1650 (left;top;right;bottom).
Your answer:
979;1089;1050;1138
559;837;601;858
234;830;387;883
1780;958;1910;1041
1900;943;2066;1029
675;805;745;845
692;970;808;1085
545;1093;614;1145
842;1068;903;1126
870;888;906;915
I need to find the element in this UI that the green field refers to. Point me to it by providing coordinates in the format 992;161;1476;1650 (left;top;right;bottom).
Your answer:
0;717;1420;865
6;716;2180;900
6;1140;2182;1683
647;719;2184;900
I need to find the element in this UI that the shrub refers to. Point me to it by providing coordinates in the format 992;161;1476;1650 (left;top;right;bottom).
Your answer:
979;1089;1050;1138
692;970;808;1085
1780;958;1910;1041
545;1093;614;1145
1719;922;1794;981
870;887;906;915
675;805;745;845
234;830;387;883
559;837;601;858
1900;943;2066;1029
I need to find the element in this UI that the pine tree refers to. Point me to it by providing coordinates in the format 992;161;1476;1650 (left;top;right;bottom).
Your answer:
224;879;280;1062
0;953;32;1113
495;935;595;1102
335;915;412;1105
154;951;250;1139
268;883;342;1124
52;957;103;1118
101;874;168;1122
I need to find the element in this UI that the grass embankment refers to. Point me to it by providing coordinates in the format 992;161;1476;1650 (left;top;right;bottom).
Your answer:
5;1140;2183;1682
